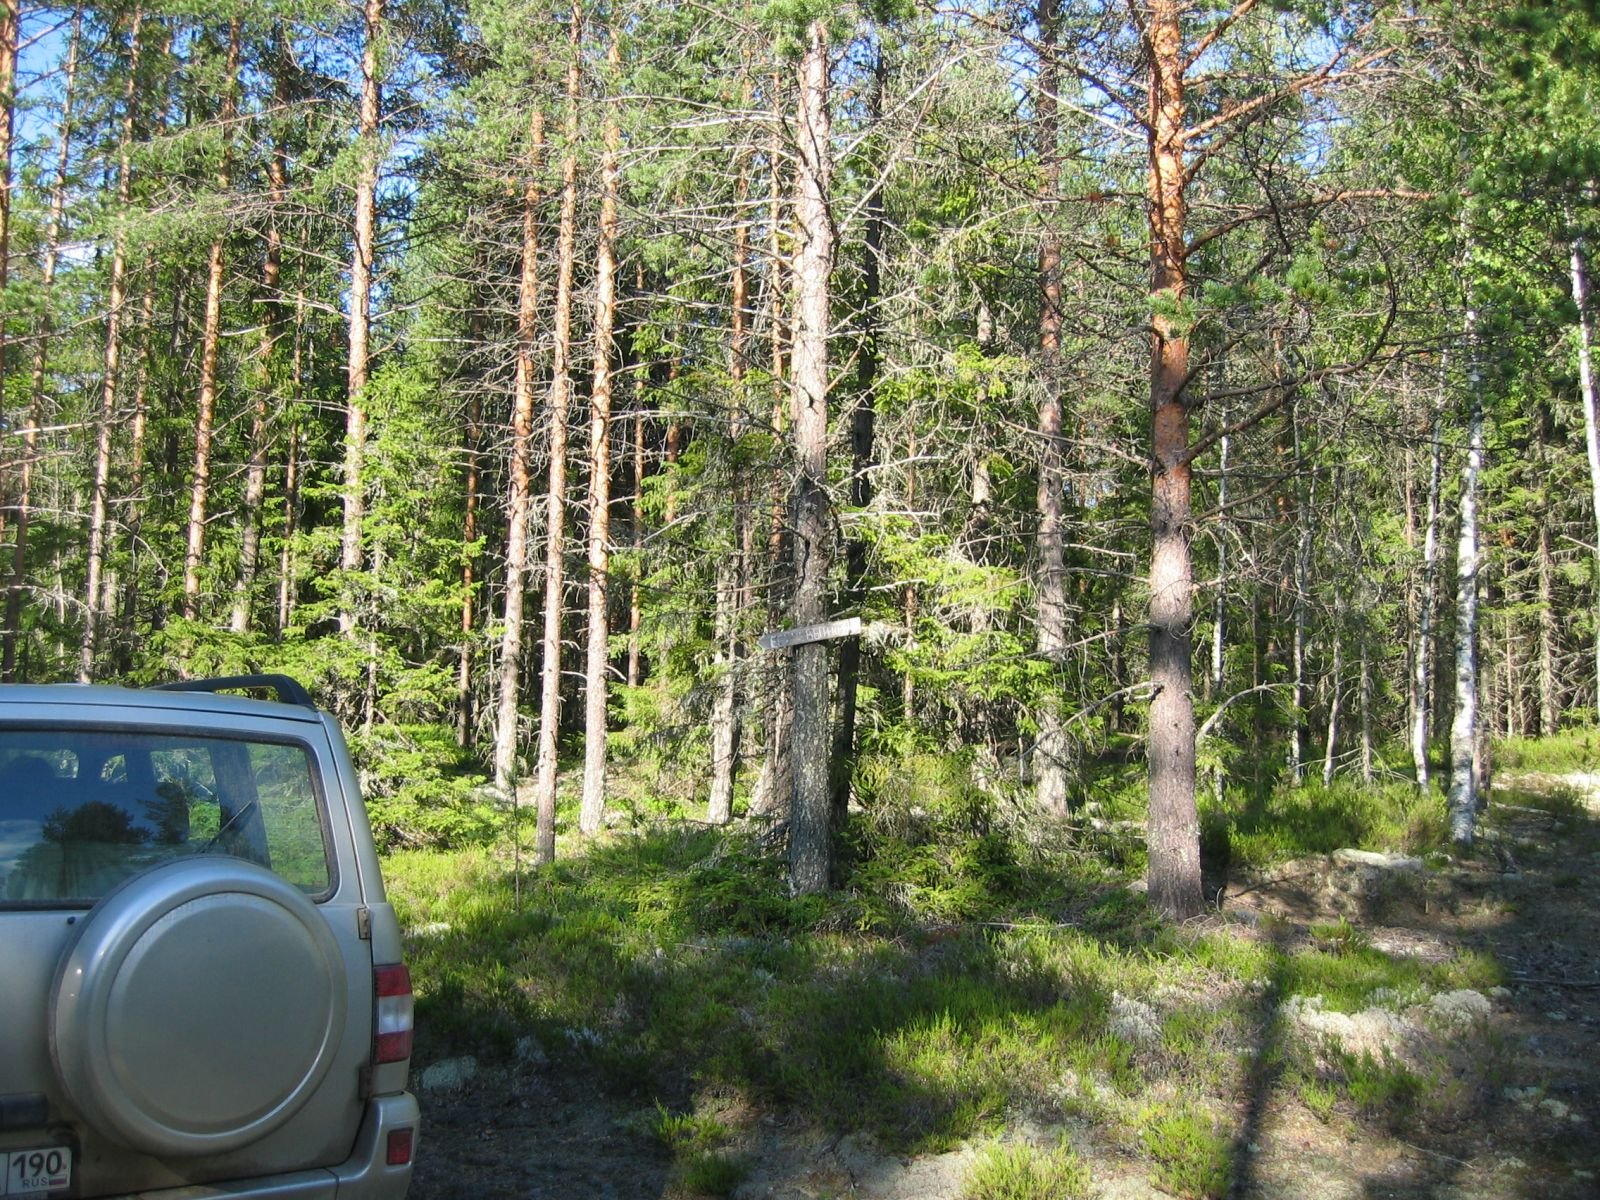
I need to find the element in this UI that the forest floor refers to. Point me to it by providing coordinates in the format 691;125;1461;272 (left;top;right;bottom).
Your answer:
401;773;1600;1200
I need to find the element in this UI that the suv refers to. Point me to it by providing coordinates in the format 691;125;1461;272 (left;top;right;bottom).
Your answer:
0;675;417;1199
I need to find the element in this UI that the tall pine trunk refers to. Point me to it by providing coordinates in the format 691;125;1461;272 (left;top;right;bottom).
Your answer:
1144;0;1200;920
81;7;145;682
829;48;885;829
787;19;835;895
1034;0;1070;816
341;0;383;636
579;29;623;836
531;3;584;864
492;107;547;792
232;29;290;634
183;21;240;620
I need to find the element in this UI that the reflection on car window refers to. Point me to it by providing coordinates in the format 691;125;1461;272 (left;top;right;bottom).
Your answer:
0;731;330;903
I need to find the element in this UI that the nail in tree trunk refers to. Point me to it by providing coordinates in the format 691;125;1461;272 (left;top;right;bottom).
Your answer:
1449;304;1485;846
1033;0;1070;817
530;3;584;864
580;29;623;837
4;9;78;679
786;18;834;895
183;20;240;621
341;0;383;636
829;46;885;829
1144;0;1200;920
492;107;547;793
80;7;145;682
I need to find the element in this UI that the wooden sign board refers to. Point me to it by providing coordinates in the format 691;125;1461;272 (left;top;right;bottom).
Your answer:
757;617;862;652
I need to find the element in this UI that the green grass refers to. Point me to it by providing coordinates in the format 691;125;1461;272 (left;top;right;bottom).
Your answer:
1496;727;1600;773
962;1139;1091;1200
1209;779;1449;868
382;750;1580;1178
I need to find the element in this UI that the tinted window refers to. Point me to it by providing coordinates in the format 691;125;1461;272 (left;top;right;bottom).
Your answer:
0;729;331;903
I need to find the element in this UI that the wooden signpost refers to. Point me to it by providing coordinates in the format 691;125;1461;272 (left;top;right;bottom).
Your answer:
757;616;862;652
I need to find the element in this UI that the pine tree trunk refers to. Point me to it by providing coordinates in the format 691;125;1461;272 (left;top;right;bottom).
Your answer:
787;19;835;895
4;9;77;680
341;0;383;636
231;31;289;635
828;48;885;830
1449;304;1485;846
531;3;584;864
709;136;754;826
1144;0;1201;921
183;21;240;621
1033;0;1070;817
0;0;17;542
580;30;623;836
80;6;144;682
493;107;547;792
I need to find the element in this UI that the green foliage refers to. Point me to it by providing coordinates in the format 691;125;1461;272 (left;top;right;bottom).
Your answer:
1210;781;1450;868
1138;1105;1232;1200
961;1139;1090;1200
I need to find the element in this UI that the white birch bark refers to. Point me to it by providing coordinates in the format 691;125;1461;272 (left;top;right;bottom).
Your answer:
1571;233;1600;715
1449;308;1485;846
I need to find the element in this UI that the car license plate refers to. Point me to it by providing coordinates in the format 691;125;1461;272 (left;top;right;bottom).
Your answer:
1;1147;71;1196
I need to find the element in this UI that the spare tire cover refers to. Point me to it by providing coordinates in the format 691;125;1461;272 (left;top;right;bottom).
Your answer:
50;856;347;1157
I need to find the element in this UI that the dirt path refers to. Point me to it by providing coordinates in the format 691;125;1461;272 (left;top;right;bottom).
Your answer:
407;778;1600;1200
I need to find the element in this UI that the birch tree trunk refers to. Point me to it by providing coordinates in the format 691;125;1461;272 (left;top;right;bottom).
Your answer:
81;7;144;682
1571;232;1600;716
183;20;240;620
341;0;383;637
531;3;584;864
1033;0;1070;817
580;30;623;836
787;19;835;895
1449;305;1485;846
1413;395;1443;787
492;107;546;792
4;9;77;679
1322;594;1344;788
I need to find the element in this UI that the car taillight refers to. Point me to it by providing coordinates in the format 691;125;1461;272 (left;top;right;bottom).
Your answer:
374;963;413;1064
386;1128;415;1166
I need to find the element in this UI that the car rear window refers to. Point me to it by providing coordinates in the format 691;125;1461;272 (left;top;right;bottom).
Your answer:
0;729;332;904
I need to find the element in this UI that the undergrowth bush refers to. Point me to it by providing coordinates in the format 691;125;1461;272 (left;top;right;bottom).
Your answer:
961;1139;1091;1200
1210;779;1448;867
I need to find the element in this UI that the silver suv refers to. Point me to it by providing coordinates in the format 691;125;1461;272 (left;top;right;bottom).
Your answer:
0;675;417;1200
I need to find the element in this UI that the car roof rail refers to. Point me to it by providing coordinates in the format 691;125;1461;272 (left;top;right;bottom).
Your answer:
150;673;317;709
